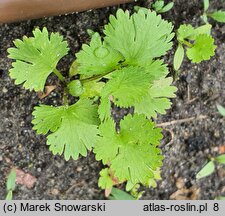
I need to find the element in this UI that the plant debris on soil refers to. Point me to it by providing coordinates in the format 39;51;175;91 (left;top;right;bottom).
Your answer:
1;0;225;199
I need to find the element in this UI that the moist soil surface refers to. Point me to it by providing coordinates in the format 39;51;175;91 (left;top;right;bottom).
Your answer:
1;0;225;200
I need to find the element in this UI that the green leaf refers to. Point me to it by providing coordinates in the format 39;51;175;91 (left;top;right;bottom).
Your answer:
32;99;99;160
196;161;215;179
186;34;216;63
6;191;13;200
101;66;151;108
173;43;184;71
177;24;195;40
94;114;163;186
98;97;112;122
109;187;135;200
76;32;122;77
143;60;169;80
203;0;209;12
193;24;212;38
208;11;225;23
6;169;16;191
217;104;225;117
98;168;114;189
69;61;79;78
67;80;84;97
8;27;69;91
104;9;174;66
177;24;211;41
134;77;177;118
81;81;105;98
216;154;225;165
134;6;150;14
152;1;164;11
215;196;225;200
158;2;174;13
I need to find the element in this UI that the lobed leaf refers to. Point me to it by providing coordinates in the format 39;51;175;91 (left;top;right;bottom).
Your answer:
94;114;163;186
186;34;216;63
76;32;123;77
104;9;174;66
32;99;99;160
177;24;211;41
98;168;114;190
101;66;151;108
8;27;69;91
134;77;177;118
177;24;195;41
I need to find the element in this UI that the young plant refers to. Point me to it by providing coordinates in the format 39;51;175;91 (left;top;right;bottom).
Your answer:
152;0;174;13
134;1;174;15
5;169;16;200
109;187;136;200
196;154;225;179
202;0;225;23
8;9;177;195
173;0;224;72
173;23;216;71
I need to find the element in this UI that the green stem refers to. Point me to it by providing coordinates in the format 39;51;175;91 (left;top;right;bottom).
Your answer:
80;72;111;83
63;88;69;106
53;68;65;82
80;64;127;84
182;40;193;48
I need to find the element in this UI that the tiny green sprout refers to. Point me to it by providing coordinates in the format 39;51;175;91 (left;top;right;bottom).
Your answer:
196;154;225;180
196;160;215;180
217;104;225;117
5;169;16;200
173;23;216;71
215;154;225;165
109;187;136;200
152;0;174;13
216;196;225;200
208;11;225;23
202;0;225;23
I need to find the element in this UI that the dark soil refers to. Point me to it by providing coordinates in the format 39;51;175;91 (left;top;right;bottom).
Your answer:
1;0;225;200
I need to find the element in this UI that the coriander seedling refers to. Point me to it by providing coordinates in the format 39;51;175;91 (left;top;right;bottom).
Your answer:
173;23;216;71
8;9;177;195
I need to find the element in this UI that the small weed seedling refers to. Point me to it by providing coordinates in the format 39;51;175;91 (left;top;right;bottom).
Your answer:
196;154;225;199
196;105;225;174
5;169;16;200
173;0;222;72
151;0;174;14
202;0;225;23
195;105;225;200
8;9;177;195
134;1;174;15
196;154;225;179
173;23;216;71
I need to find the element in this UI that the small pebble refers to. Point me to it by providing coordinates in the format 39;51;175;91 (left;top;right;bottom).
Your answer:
76;166;82;172
2;87;8;93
